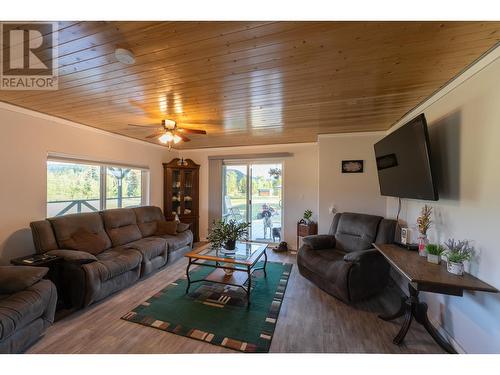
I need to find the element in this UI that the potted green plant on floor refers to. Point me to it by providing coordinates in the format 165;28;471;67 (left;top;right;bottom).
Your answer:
444;239;474;275
425;244;445;264
207;219;250;252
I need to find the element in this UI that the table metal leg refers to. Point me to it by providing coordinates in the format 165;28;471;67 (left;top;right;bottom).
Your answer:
246;265;252;307
263;249;268;278
185;258;192;294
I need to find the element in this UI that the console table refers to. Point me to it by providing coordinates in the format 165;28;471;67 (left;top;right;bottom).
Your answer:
374;243;498;353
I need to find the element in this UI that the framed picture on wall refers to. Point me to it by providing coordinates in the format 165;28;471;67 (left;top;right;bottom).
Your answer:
341;160;364;173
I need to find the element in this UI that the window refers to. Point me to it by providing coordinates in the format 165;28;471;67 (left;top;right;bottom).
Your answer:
47;158;149;217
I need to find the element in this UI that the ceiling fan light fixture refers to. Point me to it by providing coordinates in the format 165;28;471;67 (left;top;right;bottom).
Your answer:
173;134;182;144
158;132;174;144
163;119;176;128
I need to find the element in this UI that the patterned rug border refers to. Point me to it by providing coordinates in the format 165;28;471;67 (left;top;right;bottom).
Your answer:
121;261;293;353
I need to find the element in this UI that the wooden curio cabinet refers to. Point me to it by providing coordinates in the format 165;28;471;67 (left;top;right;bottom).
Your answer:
163;158;200;242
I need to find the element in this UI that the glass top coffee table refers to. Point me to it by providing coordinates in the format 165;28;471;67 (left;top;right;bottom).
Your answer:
184;241;268;305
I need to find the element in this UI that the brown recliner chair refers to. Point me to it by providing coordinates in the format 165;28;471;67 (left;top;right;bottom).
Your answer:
0;266;57;353
297;212;396;303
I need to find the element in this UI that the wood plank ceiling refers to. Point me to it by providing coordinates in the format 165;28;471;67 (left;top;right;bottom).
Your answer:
1;21;499;149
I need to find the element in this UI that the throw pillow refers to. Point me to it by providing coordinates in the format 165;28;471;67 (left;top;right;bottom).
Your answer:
0;266;48;294
176;222;191;233
155;220;178;236
62;229;109;255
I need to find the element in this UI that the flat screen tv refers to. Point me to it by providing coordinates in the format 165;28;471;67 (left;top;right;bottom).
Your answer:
374;113;438;201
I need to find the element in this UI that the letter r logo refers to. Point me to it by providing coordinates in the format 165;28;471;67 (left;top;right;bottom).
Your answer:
2;23;54;76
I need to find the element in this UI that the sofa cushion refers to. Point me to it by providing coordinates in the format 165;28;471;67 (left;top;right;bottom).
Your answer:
176;222;190;233
62;229;109;255
334;213;382;252
93;248;142;282
30;220;59;253
158;230;193;251
133;206;165;237
48;212;112;254
125;237;167;261
0;279;55;341
155;220;177;236
297;248;351;287
0;266;48;295
100;208;142;247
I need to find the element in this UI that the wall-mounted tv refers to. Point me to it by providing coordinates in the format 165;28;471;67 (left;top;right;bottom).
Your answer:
374;113;438;201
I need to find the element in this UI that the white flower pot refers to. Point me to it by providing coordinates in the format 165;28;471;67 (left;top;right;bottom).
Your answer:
427;254;440;264
447;261;464;276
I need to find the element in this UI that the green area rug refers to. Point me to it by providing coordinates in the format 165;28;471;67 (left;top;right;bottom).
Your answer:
122;261;292;352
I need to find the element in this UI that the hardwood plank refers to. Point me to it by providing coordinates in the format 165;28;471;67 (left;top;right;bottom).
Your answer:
26;243;445;354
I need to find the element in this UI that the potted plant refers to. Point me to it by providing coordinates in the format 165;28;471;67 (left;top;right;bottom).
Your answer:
207;219;250;252
416;205;433;256
303;209;313;223
425;244;445;264
443;239;474;276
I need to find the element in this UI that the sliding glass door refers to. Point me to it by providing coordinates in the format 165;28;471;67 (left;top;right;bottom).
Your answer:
222;162;283;243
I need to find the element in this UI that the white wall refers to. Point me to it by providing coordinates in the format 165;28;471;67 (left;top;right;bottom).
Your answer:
318;133;387;233
0;103;175;264
386;53;500;353
179;143;319;249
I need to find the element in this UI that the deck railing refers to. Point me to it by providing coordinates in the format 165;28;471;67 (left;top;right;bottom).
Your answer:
47;197;141;217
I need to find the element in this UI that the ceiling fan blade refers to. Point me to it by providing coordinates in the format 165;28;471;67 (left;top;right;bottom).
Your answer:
176;133;191;142
127;123;162;128
177;128;207;135
145;130;166;139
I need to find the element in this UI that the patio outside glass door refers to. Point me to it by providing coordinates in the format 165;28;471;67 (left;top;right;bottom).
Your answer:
222;162;283;244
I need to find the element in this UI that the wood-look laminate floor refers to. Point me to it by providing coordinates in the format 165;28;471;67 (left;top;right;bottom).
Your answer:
28;245;444;354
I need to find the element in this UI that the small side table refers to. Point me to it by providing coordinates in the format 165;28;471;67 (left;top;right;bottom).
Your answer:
11;253;65;309
296;221;318;251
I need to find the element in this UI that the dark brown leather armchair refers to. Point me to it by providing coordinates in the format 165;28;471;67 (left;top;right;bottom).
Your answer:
297;212;396;303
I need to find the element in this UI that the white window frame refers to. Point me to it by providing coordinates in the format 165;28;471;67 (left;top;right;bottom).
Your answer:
46;154;150;216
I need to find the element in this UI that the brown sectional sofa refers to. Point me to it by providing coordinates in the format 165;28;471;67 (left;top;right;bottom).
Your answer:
30;206;193;308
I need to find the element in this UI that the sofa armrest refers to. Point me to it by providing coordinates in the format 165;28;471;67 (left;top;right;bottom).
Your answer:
0;266;49;294
302;235;336;250
46;249;97;264
343;249;381;263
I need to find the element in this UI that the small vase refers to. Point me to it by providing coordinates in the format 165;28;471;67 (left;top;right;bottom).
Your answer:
418;235;428;256
427;254;440;264
223;263;234;276
447;261;464;276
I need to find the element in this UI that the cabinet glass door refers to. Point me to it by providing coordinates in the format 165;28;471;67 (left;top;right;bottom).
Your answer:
171;169;181;216
183;170;194;216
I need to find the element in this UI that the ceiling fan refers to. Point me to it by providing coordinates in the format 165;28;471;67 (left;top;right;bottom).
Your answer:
126;119;207;149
